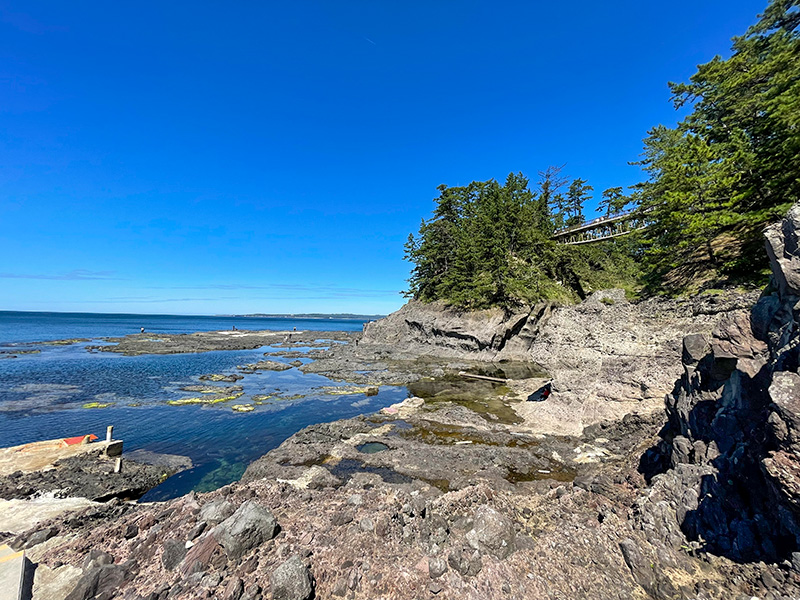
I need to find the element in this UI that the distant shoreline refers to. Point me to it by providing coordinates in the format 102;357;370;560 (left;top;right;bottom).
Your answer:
232;313;385;320
0;309;385;320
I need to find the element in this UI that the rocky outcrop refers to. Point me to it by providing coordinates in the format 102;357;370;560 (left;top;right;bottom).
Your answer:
0;450;190;503
360;300;542;356
644;201;800;563
307;284;759;435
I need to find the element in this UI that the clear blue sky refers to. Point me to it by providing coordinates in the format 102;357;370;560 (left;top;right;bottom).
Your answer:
0;1;767;315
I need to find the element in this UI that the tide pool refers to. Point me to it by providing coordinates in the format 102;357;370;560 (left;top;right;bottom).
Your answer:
0;311;403;500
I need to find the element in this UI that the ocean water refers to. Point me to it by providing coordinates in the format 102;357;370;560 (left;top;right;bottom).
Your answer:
0;311;404;500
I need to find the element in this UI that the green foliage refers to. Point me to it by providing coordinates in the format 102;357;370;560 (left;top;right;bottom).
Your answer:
405;0;798;306
404;173;641;309
566;178;592;227
634;0;800;289
599;187;628;216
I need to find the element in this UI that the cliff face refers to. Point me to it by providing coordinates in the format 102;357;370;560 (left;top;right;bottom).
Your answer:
647;203;800;563
355;282;759;435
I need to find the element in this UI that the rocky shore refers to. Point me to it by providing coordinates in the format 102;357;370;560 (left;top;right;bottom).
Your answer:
88;330;357;356
4;204;799;599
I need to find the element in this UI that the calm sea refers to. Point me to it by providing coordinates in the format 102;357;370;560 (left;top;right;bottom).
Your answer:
0;311;404;500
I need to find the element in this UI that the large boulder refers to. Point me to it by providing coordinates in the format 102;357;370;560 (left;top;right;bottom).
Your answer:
65;564;127;600
465;505;516;559
764;202;800;299
270;555;313;600
213;501;278;560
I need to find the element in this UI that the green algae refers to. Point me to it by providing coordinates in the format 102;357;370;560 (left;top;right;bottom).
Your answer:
316;385;377;396
408;377;523;424
82;401;113;409
166;391;244;406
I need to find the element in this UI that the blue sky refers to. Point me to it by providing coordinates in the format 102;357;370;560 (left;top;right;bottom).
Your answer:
0;1;767;315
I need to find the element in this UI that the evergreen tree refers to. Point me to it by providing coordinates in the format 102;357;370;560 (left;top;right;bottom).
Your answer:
599;187;627;216
565;178;592;227
404;172;640;308
635;0;800;285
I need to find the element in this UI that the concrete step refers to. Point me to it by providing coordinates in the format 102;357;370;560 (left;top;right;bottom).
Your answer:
0;544;25;600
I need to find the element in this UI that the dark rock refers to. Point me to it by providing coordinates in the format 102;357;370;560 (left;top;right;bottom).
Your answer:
330;511;353;526
66;564;127;600
447;546;482;577
188;521;207;540
270;555;313;600
213;501;278;560
24;525;59;548
162;539;186;571
123;524;139;539
0;450;178;502
751;294;782;340
682;334;710;366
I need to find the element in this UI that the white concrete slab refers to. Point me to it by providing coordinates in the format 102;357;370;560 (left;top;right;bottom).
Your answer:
0;545;25;600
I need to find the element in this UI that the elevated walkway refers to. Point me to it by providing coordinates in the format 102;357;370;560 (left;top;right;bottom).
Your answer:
553;210;648;245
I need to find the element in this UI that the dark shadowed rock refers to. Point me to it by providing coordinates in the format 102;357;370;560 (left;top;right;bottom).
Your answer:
161;538;186;571
213;501;278;560
123;523;139;539
447;546;482;577
682;334;709;366
65;564;127;600
330;511;353;526
24;525;59;548
270;555;313;600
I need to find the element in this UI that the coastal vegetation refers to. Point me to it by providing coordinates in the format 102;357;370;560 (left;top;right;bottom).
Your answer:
403;172;641;308
404;0;799;308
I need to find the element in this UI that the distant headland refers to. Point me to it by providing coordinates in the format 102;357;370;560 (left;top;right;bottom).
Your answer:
231;313;385;320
